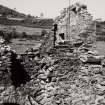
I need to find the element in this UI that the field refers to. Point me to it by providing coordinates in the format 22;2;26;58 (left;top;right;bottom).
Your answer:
0;24;50;35
96;41;105;55
0;17;54;29
9;39;105;55
9;38;41;54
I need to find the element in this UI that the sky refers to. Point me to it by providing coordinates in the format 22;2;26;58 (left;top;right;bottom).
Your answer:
0;0;105;20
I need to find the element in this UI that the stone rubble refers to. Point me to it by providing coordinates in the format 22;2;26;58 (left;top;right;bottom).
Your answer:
0;3;105;105
0;37;105;105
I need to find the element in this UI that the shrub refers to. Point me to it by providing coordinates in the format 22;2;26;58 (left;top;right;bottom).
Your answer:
22;32;27;38
3;32;11;43
41;29;47;37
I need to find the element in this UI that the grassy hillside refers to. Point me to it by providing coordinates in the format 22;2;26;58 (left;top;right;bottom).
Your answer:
0;5;54;29
0;5;26;18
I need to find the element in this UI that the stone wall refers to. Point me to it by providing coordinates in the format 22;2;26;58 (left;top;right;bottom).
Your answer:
55;3;95;43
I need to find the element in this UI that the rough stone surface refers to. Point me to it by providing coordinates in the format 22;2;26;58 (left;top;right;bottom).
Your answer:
0;3;105;105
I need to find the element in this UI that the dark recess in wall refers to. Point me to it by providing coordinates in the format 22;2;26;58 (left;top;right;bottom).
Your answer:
10;53;31;88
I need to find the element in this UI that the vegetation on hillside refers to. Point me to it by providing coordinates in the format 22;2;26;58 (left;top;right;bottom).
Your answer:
96;21;105;41
0;5;54;29
0;5;36;18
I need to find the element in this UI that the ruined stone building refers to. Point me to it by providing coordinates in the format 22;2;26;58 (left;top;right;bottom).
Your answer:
40;3;96;54
55;3;96;43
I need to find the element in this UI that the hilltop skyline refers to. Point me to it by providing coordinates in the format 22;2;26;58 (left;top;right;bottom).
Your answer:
0;0;105;20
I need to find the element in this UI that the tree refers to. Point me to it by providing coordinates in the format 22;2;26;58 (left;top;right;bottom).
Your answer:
41;30;47;37
3;32;11;43
22;32;27;38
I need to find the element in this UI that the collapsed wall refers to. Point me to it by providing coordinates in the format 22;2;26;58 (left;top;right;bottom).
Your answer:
55;3;96;43
40;3;96;54
0;43;30;87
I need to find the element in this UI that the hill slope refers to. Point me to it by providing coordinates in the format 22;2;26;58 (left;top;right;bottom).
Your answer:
0;5;26;18
0;5;54;29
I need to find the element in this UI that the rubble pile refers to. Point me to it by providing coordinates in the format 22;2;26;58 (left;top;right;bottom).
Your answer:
0;3;105;105
0;39;105;105
32;57;105;105
17;53;82;105
20;52;105;105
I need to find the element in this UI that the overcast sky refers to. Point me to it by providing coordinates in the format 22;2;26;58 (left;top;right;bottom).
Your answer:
0;0;105;20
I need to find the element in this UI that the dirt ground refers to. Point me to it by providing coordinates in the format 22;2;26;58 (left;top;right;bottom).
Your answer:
9;38;41;54
96;41;105;56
